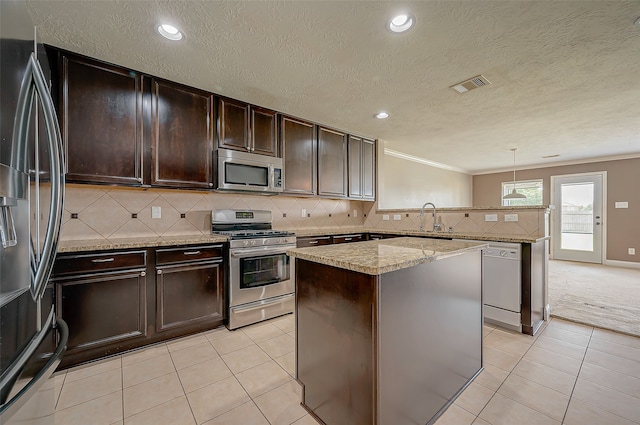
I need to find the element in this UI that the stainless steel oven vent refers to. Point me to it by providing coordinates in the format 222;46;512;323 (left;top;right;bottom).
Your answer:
450;75;491;93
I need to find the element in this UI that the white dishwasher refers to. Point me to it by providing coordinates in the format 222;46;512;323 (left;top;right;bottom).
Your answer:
483;242;522;332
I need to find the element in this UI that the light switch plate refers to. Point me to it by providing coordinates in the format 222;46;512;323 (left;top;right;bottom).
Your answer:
505;214;518;222
615;202;629;208
393;214;401;221
353;209;358;218
629;248;636;255
485;214;498;222
382;214;390;221
301;208;307;218
151;206;161;219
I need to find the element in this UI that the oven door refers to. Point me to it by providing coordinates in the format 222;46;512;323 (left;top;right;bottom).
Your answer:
229;244;296;308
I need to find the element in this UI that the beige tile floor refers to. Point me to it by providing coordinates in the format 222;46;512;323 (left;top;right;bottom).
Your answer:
51;315;640;425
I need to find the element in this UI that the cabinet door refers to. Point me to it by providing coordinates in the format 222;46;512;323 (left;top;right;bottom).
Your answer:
156;261;224;332
150;79;214;188
217;97;249;152
317;126;347;198
281;116;316;195
348;136;362;198
348;136;376;200
61;54;143;185
56;271;147;353
361;138;376;199
251;106;278;156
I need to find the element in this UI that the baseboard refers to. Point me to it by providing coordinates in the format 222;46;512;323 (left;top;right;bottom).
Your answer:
604;259;640;269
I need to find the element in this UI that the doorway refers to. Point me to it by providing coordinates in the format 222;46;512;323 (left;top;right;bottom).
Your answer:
551;172;605;263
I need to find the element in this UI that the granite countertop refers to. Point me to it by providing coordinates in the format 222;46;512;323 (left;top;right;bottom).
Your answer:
288;227;549;243
57;234;229;253
288;237;487;275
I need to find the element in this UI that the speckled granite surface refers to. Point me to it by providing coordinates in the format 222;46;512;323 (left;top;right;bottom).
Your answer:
58;235;229;253
286;227;549;243
288;237;486;275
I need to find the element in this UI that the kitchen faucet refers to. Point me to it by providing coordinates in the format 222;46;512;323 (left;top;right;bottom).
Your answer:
419;202;443;232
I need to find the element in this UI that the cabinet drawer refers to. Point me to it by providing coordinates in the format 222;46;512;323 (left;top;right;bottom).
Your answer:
296;236;331;248
332;234;363;244
53;251;146;276
156;245;224;265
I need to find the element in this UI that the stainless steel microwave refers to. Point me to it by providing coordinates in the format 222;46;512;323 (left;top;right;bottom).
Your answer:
216;148;283;194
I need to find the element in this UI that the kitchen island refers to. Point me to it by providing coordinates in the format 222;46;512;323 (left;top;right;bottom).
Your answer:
288;237;486;425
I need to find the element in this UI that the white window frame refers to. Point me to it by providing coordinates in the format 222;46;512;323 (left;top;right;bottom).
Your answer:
501;179;543;206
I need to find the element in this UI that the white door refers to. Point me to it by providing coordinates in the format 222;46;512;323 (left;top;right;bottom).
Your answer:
552;173;604;263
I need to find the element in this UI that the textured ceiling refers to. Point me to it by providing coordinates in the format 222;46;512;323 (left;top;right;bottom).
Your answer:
25;0;640;174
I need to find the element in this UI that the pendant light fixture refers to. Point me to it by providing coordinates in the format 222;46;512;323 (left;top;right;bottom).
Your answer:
503;148;526;200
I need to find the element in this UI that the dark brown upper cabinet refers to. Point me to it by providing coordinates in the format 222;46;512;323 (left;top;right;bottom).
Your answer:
150;79;214;189
348;136;376;200
59;52;143;185
281;115;316;195
317;126;348;198
217;97;278;157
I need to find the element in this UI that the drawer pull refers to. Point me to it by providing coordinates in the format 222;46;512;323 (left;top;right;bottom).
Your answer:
157;270;163;275
91;258;115;263
308;241;319;245
183;251;201;256
344;238;352;241
140;271;146;277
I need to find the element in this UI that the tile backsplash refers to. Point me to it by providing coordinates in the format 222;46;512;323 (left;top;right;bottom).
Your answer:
363;203;548;237
60;186;367;241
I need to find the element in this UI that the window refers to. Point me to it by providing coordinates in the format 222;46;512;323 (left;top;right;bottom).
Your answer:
501;179;543;206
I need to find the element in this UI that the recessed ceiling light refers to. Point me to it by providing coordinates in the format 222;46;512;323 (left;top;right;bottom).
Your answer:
388;14;414;33
375;112;389;119
157;24;183;41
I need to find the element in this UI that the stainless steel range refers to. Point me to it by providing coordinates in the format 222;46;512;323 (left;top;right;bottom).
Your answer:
212;210;296;330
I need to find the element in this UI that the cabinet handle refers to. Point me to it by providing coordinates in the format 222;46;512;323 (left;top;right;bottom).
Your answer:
308;241;318;245
183;250;201;256
140;271;146;277
91;258;115;263
209;183;213;187
137;178;142;183
344;238;352;241
157;270;163;275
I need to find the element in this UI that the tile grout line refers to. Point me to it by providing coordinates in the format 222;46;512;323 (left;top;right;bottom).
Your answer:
167;343;200;425
476;320;565;424
559;326;593;424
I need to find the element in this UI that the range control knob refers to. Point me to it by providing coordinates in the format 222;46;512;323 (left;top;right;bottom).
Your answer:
251;240;257;246
500;250;508;257
243;240;249;247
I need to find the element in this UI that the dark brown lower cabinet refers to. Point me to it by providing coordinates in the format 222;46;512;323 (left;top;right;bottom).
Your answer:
52;244;226;369
56;270;147;355
156;249;224;333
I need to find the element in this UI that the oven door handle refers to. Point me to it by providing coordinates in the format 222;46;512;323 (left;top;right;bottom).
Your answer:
230;244;297;258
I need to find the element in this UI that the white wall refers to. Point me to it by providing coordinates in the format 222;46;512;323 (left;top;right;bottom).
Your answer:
378;142;473;209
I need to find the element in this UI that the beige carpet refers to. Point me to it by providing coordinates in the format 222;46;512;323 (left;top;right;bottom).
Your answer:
549;260;640;337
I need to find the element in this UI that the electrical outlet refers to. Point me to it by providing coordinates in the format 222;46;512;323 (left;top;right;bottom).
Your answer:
615;202;629;208
393;214;401;221
505;214;518;222
301;208;307;218
629;248;636;255
151;206;161;219
353;209;358;218
485;214;498;222
382;214;390;221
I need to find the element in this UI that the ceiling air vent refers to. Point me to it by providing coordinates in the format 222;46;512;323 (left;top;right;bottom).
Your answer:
450;75;491;93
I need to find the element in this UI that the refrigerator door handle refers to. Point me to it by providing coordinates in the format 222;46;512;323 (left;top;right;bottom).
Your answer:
0;315;68;422
11;52;65;302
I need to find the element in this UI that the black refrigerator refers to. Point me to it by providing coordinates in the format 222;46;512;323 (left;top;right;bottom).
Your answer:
0;1;68;423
